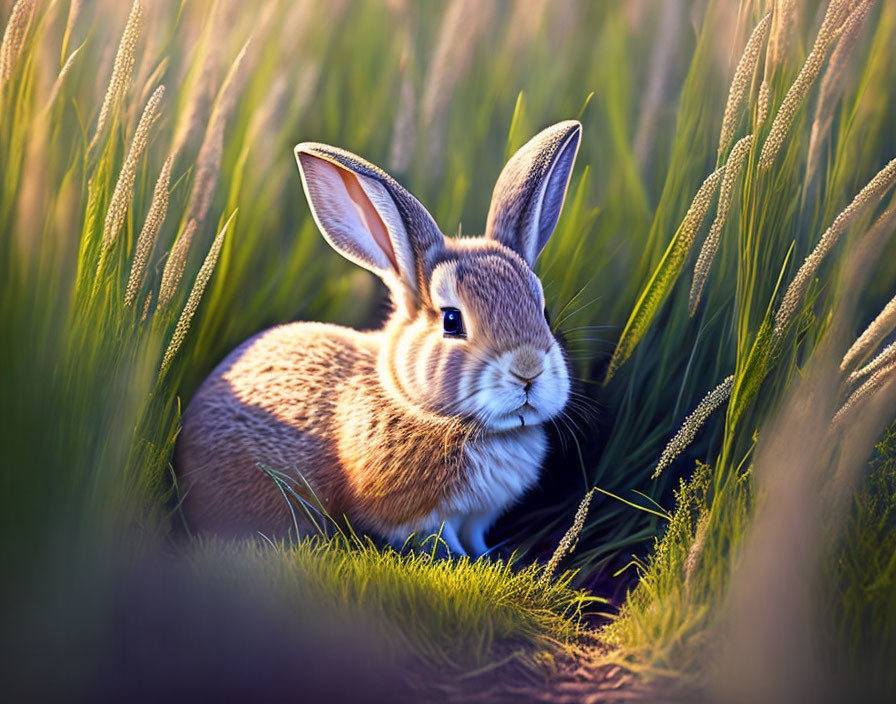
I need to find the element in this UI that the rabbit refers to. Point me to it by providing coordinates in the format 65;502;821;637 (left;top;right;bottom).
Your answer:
175;120;582;556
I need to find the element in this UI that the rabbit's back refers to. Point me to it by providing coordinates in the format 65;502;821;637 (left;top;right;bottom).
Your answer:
176;322;378;535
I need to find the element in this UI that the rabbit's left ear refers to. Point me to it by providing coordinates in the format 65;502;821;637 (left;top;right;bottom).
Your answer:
295;143;444;309
485;120;581;267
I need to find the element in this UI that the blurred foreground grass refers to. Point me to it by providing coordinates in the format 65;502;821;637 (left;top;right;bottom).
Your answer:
2;0;896;698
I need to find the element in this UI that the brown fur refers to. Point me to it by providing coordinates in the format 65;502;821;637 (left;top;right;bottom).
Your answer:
177;323;473;535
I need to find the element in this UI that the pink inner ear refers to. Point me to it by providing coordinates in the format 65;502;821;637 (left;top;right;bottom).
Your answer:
336;168;400;274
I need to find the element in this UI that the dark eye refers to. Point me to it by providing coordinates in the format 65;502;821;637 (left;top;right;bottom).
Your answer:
442;308;465;337
543;307;551;326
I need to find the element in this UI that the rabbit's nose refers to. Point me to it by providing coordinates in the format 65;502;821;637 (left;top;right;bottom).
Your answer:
510;368;544;393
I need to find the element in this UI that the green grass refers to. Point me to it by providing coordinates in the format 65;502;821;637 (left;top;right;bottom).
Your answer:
199;535;594;674
825;423;896;692
3;0;896;697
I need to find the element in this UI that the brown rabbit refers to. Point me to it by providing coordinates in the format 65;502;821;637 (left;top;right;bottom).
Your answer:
175;121;581;555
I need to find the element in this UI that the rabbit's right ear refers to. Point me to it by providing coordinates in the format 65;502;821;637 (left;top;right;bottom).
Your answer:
485;121;581;267
295;143;444;308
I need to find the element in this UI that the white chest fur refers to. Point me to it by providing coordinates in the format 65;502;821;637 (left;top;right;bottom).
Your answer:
382;426;548;555
446;425;547;517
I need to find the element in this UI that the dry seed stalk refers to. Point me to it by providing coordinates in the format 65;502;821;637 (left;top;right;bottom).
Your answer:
604;165;724;382
679;167;726;252
185;37;251;237
125;154;173;306
139;56;169;105
89;0;143;158
169;9;220;160
756;79;770;127
422;0;495;171
159;36;251;309
765;0;797;73
94;84;164;287
690;135;753;314
158;219;198;308
718;12;771;157
774;156;896;337
759;0;852;170
45;43;83;111
654;375;735;478
842;295;896;374
807;0;877;182
537;489;594;588
848;339;896;386
61;0;83;62
159;215;233;377
388;43;416;174
0;0;36;88
833;358;896;428
633;0;682;171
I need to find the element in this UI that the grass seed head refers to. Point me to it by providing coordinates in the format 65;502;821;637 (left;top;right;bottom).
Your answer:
159;214;233;377
833;358;896;428
98;85;164;254
841;289;896;374
184;37;251;237
125;154;173;307
93;84;164;291
684;513;709;589
89;0;143;159
759;0;852;170
680;167;726;251
807;0;877;182
603;165;724;382
691;135;753;315
774;156;896;337
847;338;896;387
538;489;594;588
756;79;770;127
718;12;770;157
765;0;797;73
654;375;735;478
158;219;198;309
0;0;36;88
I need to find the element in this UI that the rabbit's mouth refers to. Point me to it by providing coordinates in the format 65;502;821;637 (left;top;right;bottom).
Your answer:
515;403;537;427
490;402;546;431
